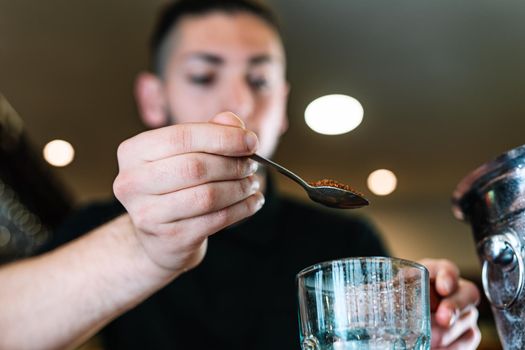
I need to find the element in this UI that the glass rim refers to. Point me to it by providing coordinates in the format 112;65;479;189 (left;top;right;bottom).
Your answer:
296;256;428;280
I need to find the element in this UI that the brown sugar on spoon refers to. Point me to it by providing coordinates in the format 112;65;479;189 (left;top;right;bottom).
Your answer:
309;179;364;197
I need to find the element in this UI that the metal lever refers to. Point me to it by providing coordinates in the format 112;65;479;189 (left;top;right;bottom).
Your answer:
483;235;518;270
480;232;524;309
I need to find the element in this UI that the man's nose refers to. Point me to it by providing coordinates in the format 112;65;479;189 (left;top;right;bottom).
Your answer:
221;79;254;121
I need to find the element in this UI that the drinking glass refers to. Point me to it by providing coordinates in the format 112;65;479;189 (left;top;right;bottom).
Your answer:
297;257;430;350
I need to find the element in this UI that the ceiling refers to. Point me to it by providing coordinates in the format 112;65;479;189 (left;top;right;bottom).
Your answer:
1;0;525;273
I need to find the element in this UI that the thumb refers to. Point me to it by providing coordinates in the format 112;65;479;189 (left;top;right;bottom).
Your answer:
210;111;246;129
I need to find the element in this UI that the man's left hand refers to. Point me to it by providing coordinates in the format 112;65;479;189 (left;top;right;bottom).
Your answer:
418;259;481;349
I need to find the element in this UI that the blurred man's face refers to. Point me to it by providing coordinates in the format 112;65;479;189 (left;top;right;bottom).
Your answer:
156;12;288;158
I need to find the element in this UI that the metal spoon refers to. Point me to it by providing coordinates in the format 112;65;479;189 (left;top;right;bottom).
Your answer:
250;154;369;209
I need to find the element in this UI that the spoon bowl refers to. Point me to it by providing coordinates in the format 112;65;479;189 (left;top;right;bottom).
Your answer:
305;184;369;209
249;154;369;209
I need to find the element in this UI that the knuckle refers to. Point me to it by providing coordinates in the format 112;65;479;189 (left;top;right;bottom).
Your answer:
116;139;132;160
225;128;246;152
235;158;246;177
211;207;231;228
195;185;217;212
239;177;251;196
246;195;258;213
441;259;459;273
239;131;251;153
182;156;207;180
439;299;457;313
112;175;124;199
171;125;193;153
217;129;228;151
244;193;260;214
147;162;169;186
113;172;133;200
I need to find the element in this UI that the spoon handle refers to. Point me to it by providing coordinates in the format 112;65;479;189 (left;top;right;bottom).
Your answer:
249;154;310;188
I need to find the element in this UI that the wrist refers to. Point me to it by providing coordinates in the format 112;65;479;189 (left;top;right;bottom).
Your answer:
107;214;182;286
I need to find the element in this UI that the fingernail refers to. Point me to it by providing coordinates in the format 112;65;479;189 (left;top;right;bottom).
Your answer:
439;306;458;327
245;131;258;152
212;112;245;128
441;278;453;295
228;112;245;128
448;308;459;327
255;194;265;210
250;177;261;192
246;159;258;175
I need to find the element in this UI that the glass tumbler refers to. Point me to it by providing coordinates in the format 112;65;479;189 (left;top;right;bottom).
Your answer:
297;257;430;350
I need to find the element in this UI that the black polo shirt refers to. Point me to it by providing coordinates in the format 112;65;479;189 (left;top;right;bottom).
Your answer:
48;179;387;349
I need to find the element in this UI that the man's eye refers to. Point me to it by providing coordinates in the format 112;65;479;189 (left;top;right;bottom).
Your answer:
189;75;215;85
248;76;268;90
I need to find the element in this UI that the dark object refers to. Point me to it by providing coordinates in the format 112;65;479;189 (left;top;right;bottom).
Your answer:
452;144;525;349
0;94;72;263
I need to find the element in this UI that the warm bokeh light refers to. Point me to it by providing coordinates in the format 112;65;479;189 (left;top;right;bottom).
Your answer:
43;139;75;167
367;169;397;196
304;94;364;135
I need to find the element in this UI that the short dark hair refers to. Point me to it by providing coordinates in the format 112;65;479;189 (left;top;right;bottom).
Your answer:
150;0;282;76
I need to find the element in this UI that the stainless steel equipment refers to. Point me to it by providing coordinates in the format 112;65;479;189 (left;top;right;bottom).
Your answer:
452;144;525;349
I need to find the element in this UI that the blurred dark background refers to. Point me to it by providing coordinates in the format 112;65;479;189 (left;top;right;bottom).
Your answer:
2;1;525;348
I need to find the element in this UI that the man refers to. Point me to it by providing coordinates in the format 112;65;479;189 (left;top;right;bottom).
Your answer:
0;0;481;349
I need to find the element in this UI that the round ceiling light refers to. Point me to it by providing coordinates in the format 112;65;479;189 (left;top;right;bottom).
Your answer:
43;139;75;167
367;169;397;196
304;94;364;135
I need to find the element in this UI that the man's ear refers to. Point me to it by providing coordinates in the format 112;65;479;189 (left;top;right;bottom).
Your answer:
134;72;168;128
279;82;291;135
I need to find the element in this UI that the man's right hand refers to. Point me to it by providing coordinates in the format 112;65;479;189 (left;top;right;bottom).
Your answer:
113;112;264;277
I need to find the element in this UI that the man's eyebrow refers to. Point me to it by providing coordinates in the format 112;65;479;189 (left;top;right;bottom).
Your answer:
184;52;282;66
249;54;275;65
186;53;224;65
